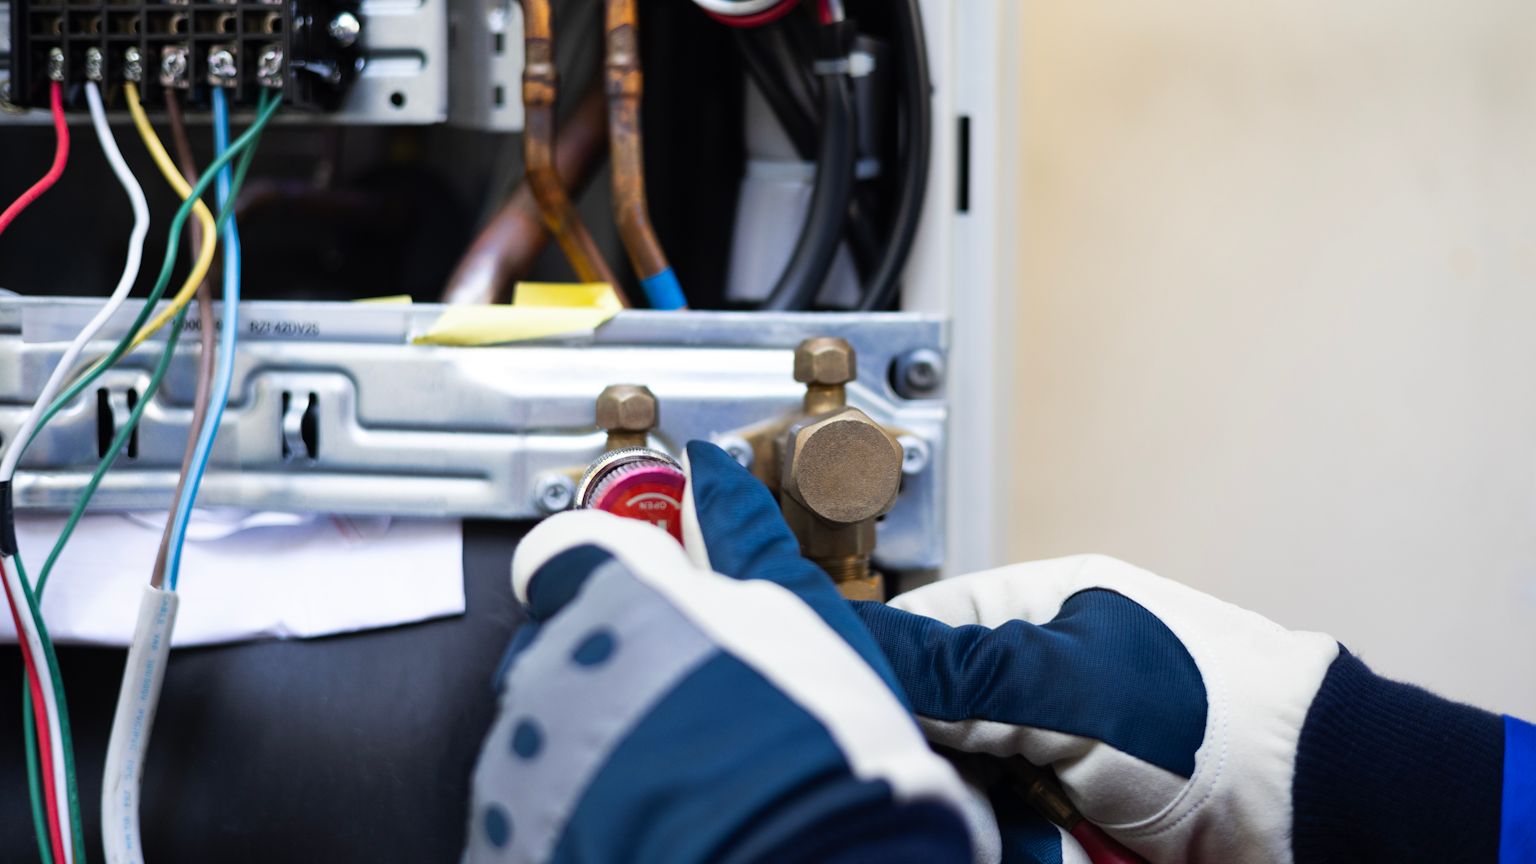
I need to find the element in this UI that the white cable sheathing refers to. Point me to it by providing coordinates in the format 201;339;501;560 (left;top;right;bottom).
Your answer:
689;0;786;15
2;555;73;864
102;587;178;864
0;81;150;484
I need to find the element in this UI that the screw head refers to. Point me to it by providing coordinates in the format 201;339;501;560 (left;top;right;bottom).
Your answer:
84;48;104;82
257;47;284;88
712;435;755;469
892;348;945;398
123;47;144;83
533;474;575;514
208;47;238;84
160;46;189;87
595;384;658;434
793;337;856;387
328;11;362;47
47;48;64;83
897;434;931;476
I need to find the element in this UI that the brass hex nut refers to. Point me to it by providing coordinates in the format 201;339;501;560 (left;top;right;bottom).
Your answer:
595;384;658;432
783;408;903;524
793;337;856;386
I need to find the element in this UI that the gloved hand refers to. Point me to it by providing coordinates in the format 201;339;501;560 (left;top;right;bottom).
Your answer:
463;442;972;863
853;555;1514;864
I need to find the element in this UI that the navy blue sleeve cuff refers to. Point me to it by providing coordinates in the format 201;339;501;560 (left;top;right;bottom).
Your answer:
1292;648;1504;863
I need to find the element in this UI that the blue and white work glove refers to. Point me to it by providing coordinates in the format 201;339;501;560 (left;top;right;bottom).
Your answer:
854;554;1534;864
463;442;974;863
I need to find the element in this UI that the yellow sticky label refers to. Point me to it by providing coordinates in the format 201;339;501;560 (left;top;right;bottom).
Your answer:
413;282;622;347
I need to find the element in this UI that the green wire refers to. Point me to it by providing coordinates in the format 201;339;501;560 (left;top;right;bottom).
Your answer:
12;90;281;864
17;304;185;864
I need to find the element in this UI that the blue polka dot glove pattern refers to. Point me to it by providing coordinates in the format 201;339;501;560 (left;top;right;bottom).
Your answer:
463;442;973;864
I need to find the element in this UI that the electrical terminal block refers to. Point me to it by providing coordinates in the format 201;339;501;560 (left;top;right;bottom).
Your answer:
7;0;363;110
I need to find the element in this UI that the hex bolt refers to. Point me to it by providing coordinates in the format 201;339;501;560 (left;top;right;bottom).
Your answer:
712;434;754;469
328;11;361;47
897;434;930;476
595;384;657;451
123;47;144;83
794;337;856;416
892;348;945;399
208;48;238;85
533;473;575;514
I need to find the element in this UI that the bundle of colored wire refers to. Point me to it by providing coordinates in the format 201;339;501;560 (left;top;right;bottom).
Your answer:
101;86;269;864
0;82;151;493
0;81;69;240
8;89;278;864
163;86;246;591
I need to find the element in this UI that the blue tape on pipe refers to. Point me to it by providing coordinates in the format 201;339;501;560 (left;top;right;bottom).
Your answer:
640;268;687;310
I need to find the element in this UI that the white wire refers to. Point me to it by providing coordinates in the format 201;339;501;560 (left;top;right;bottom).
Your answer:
690;0;788;16
1;556;71;864
7;80;146;864
0;82;150;483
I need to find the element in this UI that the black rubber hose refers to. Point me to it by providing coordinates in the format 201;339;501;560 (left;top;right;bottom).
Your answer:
736;27;881;282
855;0;931;311
760;26;858;311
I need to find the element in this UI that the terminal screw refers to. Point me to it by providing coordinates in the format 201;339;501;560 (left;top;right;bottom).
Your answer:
123;47;144;83
160;46;189;88
328;11;361;47
257;47;285;88
47;49;64;83
208;47;238;86
84;48;104;82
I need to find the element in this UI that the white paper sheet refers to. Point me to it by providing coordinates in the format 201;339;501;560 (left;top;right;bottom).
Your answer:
1;512;465;647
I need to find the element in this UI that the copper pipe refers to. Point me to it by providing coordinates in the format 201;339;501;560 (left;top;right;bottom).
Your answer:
441;82;611;305
522;0;621;295
605;0;676;297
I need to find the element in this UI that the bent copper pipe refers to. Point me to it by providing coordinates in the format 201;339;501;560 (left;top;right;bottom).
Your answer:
522;0;622;296
442;83;611;305
606;0;684;308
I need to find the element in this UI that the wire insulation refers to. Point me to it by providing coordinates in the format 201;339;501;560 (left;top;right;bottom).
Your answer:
164;86;245;592
0;82;152;484
0;81;69;240
151;93;219;589
121;83;220;353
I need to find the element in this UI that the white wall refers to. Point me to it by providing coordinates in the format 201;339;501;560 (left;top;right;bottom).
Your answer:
1007;1;1536;715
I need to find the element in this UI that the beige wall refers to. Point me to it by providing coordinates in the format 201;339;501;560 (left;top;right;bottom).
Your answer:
1008;2;1536;714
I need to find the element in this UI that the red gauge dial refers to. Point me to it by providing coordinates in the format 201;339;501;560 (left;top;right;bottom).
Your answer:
576;448;687;542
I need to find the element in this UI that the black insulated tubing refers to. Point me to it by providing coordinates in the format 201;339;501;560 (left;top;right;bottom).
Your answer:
761;23;858;311
856;0;931;311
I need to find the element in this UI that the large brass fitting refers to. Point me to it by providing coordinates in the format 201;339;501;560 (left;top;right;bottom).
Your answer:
776;337;903;601
596;384;657;451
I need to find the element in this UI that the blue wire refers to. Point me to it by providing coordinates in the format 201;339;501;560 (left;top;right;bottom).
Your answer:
165;88;241;592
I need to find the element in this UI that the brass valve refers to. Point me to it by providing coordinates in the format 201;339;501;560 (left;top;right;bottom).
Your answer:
778;337;902;601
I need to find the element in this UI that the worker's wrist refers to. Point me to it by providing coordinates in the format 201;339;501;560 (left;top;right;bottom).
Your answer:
1290;648;1505;863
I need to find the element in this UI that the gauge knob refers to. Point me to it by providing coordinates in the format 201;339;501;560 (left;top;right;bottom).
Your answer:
576;448;686;542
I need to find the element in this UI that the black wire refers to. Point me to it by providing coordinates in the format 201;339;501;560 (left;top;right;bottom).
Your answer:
856;0;930;311
760;25;857;311
740;21;884;300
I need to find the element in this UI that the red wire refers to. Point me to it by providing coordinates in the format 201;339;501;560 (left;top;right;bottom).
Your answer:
817;0;833;25
0;81;70;240
703;0;800;28
2;558;66;864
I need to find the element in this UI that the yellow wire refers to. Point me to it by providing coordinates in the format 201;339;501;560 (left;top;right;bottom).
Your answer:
123;83;217;353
